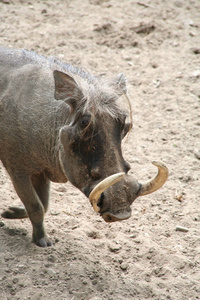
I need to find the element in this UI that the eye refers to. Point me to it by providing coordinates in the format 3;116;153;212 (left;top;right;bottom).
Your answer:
122;122;132;139
79;115;91;130
124;160;131;173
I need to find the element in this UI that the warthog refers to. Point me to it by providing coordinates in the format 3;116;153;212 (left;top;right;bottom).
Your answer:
0;47;168;247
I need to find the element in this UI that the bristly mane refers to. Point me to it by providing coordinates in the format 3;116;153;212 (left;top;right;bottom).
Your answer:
1;48;128;121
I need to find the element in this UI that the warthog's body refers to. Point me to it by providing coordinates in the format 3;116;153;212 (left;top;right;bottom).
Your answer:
0;47;168;247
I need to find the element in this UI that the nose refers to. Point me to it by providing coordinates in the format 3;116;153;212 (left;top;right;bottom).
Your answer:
91;166;101;179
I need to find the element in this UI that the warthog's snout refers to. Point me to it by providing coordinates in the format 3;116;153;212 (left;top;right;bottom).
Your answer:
89;161;169;222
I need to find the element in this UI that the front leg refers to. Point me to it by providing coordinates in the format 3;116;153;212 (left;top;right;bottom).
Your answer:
32;221;53;247
8;170;52;247
31;173;52;247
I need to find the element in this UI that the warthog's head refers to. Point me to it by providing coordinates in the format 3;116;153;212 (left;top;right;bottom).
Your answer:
54;69;168;222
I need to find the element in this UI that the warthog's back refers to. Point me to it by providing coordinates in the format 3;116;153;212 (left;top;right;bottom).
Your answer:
0;47;56;106
0;47;71;181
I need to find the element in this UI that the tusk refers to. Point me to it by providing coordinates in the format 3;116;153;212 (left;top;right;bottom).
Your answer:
89;172;125;212
138;161;169;197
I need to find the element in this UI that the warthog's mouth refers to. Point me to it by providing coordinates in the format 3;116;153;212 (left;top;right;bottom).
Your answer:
101;208;132;223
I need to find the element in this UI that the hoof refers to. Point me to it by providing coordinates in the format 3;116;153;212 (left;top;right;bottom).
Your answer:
1;206;28;219
34;236;53;247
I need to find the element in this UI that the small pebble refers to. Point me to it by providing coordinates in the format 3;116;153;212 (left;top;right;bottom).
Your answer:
120;262;128;271
47;268;56;276
194;149;200;160
0;221;5;227
192;70;200;78
108;243;121;252
47;255;56;263
175;226;189;232
192;48;200;54
12;278;19;284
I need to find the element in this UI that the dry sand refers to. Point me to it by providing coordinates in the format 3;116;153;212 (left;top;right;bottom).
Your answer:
0;0;200;299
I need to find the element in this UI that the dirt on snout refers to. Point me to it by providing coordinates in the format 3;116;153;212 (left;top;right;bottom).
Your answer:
0;0;200;299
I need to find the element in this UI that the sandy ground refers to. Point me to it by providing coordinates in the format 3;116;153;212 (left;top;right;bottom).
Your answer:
0;0;200;299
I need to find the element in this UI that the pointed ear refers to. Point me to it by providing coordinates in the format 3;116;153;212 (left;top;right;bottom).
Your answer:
111;73;127;96
53;70;83;105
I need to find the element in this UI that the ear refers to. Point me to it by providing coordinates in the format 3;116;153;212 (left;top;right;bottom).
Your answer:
111;73;127;96
53;70;83;109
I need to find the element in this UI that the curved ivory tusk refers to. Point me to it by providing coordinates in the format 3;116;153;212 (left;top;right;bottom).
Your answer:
138;161;169;197
89;172;125;212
